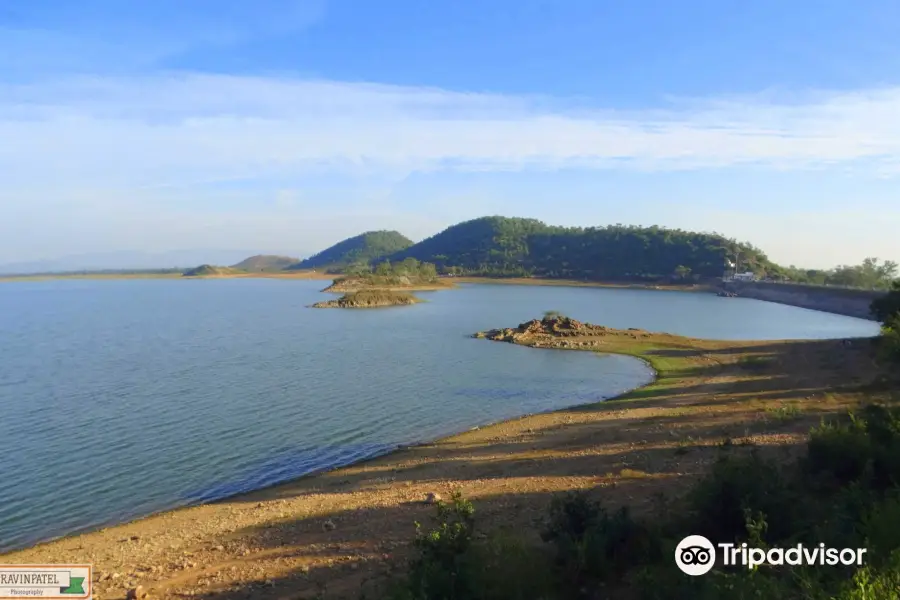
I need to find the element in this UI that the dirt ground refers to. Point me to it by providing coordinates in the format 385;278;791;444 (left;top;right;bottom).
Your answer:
2;323;892;600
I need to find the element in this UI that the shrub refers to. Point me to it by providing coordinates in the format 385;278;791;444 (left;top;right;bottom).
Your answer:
805;414;873;488
466;531;556;600
686;451;798;544
391;493;559;600
877;315;900;364
402;491;478;600
805;405;900;492
541;492;661;585
870;282;900;323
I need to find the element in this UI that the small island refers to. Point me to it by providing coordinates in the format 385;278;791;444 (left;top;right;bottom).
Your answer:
310;290;423;308
473;312;654;349
321;258;454;293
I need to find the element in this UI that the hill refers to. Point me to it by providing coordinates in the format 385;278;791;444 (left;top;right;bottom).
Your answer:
182;264;241;277
388;216;777;280
231;255;299;272
288;231;413;271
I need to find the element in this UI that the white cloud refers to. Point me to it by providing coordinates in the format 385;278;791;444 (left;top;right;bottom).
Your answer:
3;74;900;197
1;73;900;264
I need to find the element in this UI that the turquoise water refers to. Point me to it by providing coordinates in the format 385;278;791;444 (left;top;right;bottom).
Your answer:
0;279;879;551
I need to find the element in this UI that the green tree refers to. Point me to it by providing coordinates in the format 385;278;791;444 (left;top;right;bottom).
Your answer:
375;260;392;276
871;281;900;323
398;257;420;275
674;265;692;280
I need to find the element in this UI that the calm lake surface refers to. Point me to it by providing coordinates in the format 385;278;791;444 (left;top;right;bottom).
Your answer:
0;280;879;551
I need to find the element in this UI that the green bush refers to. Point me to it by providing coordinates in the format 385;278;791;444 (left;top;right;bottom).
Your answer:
403;492;477;600
870;282;900;323
877;315;900;364
390;493;558;600
541;492;661;586
805;405;900;492
686;451;798;544
805;415;873;488
466;531;556;600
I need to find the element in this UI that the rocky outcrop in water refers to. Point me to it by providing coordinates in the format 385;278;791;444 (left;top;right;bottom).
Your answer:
473;315;651;348
311;291;422;309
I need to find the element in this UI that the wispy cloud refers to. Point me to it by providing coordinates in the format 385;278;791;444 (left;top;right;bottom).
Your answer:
3;73;900;197
0;1;326;75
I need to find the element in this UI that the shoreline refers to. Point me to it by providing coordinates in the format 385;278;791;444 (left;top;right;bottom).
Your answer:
451;276;712;292
0;272;701;290
320;284;455;293
0;271;335;283
1;323;887;598
0;345;659;556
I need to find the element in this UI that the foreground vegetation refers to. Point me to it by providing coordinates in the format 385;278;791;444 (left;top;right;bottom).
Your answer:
385;400;900;599
873;282;900;364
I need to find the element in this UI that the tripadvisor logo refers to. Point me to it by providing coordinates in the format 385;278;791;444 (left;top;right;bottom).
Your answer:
675;535;868;576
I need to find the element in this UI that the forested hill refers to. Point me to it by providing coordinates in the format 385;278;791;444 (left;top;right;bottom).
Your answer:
387;216;775;280
288;230;413;271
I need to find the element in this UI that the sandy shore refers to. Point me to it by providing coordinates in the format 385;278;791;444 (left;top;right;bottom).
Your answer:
1;324;886;599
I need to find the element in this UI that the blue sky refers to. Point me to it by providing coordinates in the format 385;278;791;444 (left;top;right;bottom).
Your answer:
2;0;899;268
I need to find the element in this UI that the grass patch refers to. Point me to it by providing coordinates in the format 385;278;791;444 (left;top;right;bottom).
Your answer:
764;403;804;421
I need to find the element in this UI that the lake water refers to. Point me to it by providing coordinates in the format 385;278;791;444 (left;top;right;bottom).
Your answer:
0;279;879;552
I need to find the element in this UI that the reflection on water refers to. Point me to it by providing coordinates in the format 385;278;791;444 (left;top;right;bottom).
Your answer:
0;279;877;551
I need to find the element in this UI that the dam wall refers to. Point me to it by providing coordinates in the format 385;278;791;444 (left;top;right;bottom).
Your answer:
722;281;884;321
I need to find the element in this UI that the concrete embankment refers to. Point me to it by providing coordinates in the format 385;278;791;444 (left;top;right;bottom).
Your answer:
723;281;884;320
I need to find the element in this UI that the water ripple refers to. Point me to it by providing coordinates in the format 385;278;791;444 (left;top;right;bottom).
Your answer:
0;279;878;552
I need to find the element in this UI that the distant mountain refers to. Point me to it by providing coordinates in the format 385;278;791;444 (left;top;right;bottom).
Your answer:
182;265;242;277
387;216;776;279
0;249;268;275
289;231;413;271
231;255;299;272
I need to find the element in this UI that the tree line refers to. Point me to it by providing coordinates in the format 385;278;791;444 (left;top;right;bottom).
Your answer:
777;258;898;290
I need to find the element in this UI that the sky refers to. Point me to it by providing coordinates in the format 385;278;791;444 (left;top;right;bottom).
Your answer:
2;0;900;269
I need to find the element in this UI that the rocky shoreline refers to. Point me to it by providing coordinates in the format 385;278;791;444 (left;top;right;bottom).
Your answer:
473;314;653;349
311;291;422;308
